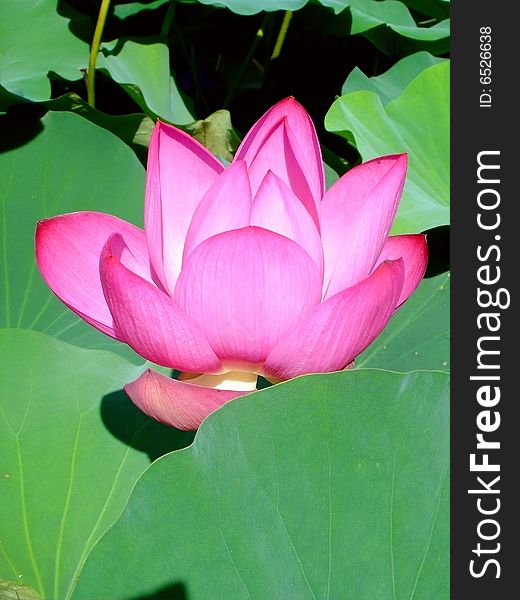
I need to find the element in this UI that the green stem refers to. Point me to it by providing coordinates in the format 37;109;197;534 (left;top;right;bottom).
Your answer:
224;14;270;108
160;0;176;39
190;42;210;115
87;0;112;107
271;11;293;60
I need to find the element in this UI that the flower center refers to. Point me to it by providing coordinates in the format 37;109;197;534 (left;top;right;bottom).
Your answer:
180;370;258;391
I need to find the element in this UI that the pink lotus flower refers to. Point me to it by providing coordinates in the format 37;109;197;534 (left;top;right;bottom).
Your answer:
36;98;427;430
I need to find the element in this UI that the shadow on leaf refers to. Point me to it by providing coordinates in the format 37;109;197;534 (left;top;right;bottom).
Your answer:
0;102;45;153
56;0;96;44
101;389;195;462
126;581;188;600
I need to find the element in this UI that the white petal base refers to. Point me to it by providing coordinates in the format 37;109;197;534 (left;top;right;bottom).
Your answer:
179;371;258;391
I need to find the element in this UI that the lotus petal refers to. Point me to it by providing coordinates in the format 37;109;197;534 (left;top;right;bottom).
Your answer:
235;98;324;227
125;369;246;430
145;121;224;294
251;171;324;275
374;234;428;307
174;227;322;369
321;154;408;299
262;259;404;380
183;161;251;261
35;211;150;338
100;234;222;373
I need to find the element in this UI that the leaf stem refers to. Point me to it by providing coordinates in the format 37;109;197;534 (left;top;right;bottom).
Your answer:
271;11;293;60
160;0;176;39
87;0;112;107
223;14;270;108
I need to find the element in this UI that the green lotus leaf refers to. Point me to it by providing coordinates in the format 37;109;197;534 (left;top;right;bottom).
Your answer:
73;369;449;600
326;61;450;234
0;330;189;600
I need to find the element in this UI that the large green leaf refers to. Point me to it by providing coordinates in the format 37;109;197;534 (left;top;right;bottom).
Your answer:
43;94;155;163
0;111;145;359
0;3;193;122
194;0;450;36
325;61;449;234
0;1;89;101
113;0;171;19
97;40;195;125
319;0;449;40
357;272;450;372
0;330;190;600
0;88;154;163
401;0;450;19
342;51;445;102
196;0;306;16
74;369;449;599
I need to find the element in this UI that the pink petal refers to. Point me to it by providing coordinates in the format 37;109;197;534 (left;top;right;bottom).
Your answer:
261;259;404;380
374;234;428;307
321;154;408;300
174;227;322;369
183;161;252;262
100;234;223;372
245;120;320;228
235;98;324;228
145;121;224;294
35;211;150;338
251;171;324;275
125;369;246;430
236;98;325;198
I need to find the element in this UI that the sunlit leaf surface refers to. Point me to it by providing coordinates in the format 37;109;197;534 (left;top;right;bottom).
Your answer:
0;330;190;600
358;272;450;372
0;111;145;360
326;61;450;234
0;1;89;101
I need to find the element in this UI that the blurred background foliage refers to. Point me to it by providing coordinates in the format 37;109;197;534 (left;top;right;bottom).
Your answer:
1;0;449;167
